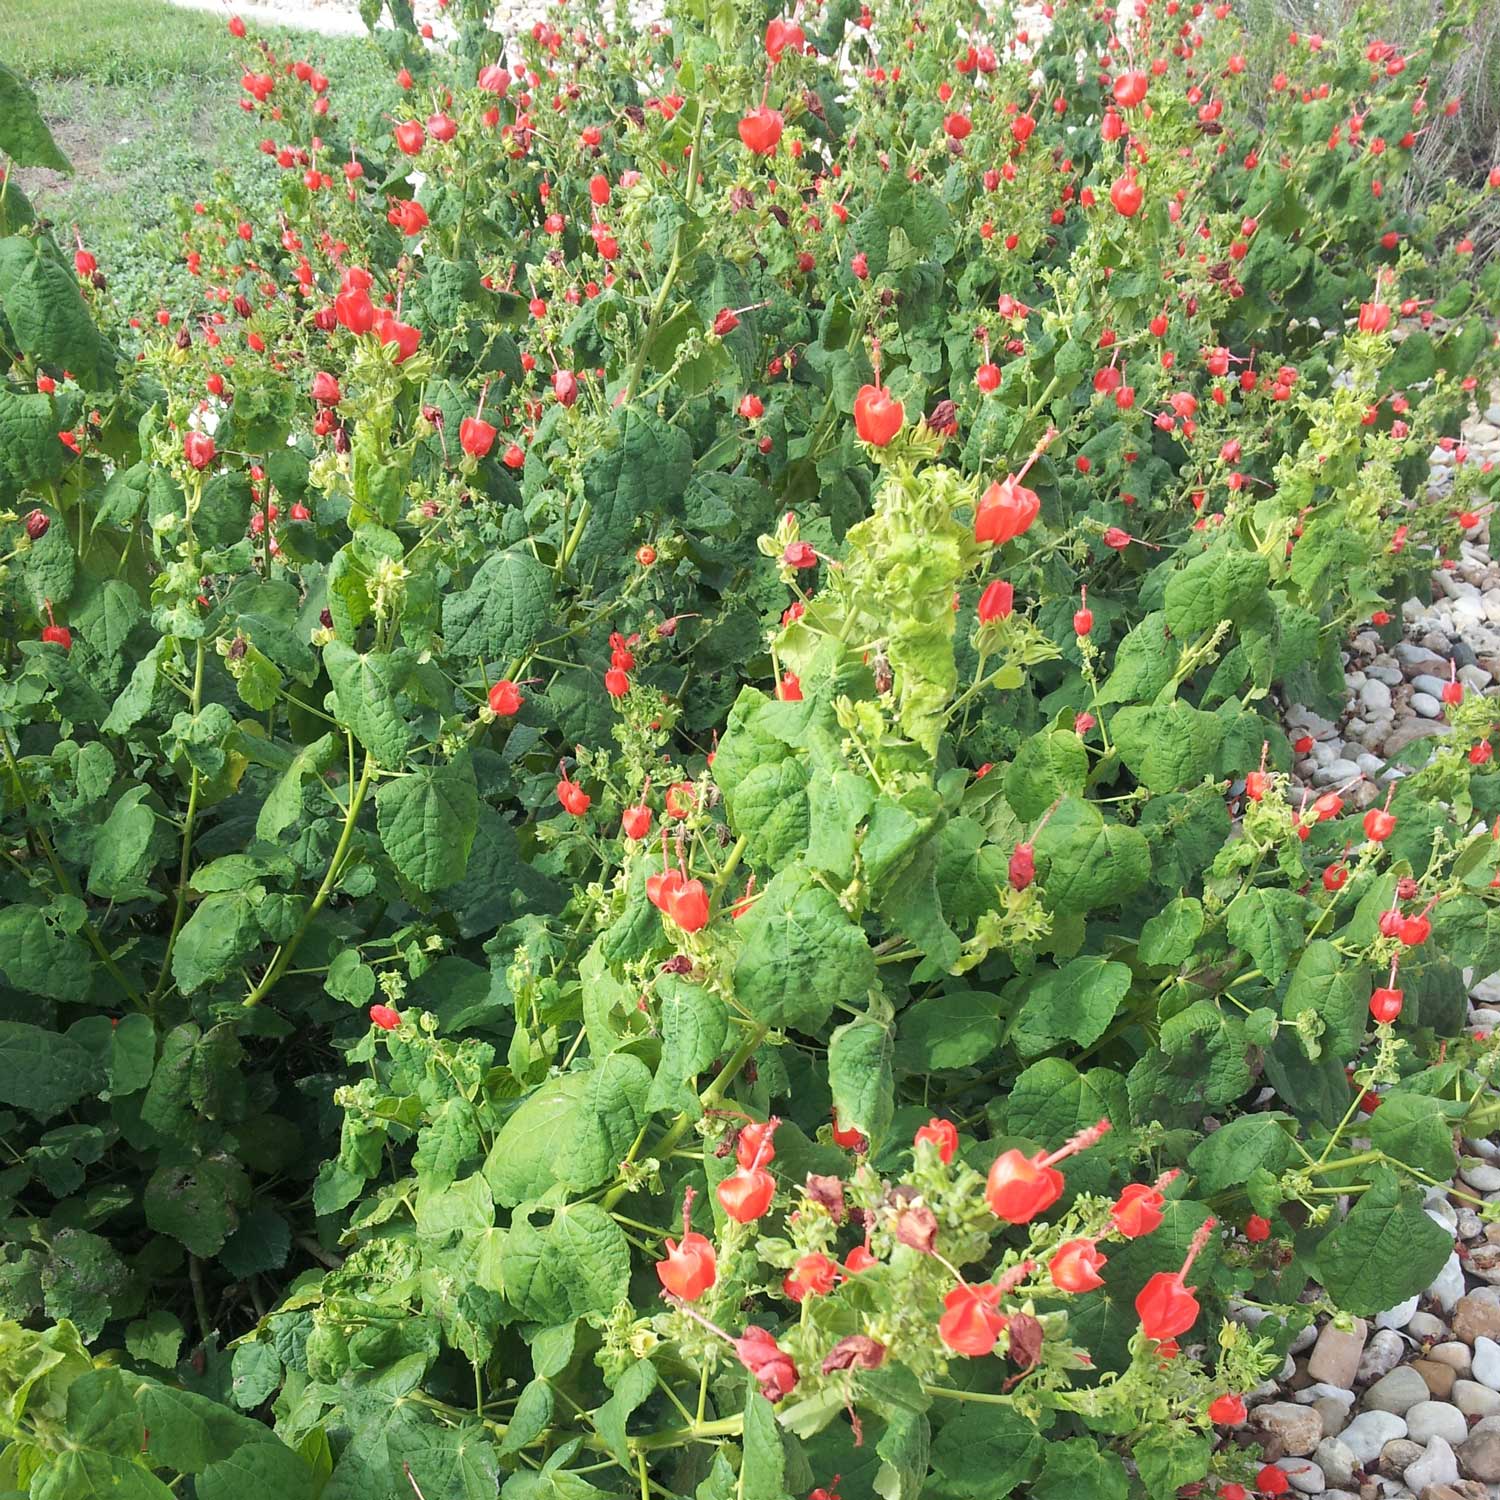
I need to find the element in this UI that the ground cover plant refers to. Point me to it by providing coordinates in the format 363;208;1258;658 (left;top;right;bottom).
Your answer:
4;0;1500;1494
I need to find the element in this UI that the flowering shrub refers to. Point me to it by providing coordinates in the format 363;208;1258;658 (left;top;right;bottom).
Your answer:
3;0;1500;1495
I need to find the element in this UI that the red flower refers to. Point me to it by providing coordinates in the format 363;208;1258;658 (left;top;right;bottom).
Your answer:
974;475;1040;545
1049;1237;1106;1292
735;1327;798;1401
1209;1393;1247;1425
939;1282;1007;1356
310;371;342;405
1136;1216;1216;1340
657;1232;717;1301
183;431;216;470
783;1252;838;1302
986;1120;1110;1222
1110;1175;1174;1238
914;1117;958;1164
853;384;904;446
738;107;784;155
488;680;524;716
977;580;1014;622
1257;1465;1290;1496
1245;1214;1271;1243
460;416;497;458
718;1168;775;1222
369;1003;401;1030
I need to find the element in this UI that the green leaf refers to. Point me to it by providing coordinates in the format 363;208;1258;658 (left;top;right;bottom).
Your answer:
734;864;876;1031
0;385;77;502
593;1363;658;1467
502;1204;631;1322
893;990;1003;1073
1133;1426;1211;1498
0;63;71;170
927;1407;1042;1500
171;887;264;995
0;1020;102;1119
1188;1113;1295;1194
574;405;693;568
229;1342;282;1411
376;756;480;892
828;1016;894;1143
1010;958;1130;1058
1164;547;1268;638
1112;704;1225;794
1368;1094;1458;1181
0;236;116;388
198;1442;316;1500
125;1311;183;1370
1031;1438;1127;1500
648;977;730;1113
1225;887;1308;984
1138;899;1203;967
129;1376;276;1473
1006;1058;1128;1146
143;1157;248;1257
1097;612;1178;705
1004;729;1087;820
32;1453;174;1500
1034;798;1150;915
0;905;91;1002
741;1390;789;1500
323;642;416;766
1282;940;1367;1062
441;548;554;663
87;787;158;901
1316;1167;1455;1316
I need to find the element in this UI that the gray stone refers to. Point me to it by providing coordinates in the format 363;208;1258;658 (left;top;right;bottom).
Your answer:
1430;1253;1467;1313
1385;718;1452;756
1406;1436;1461;1495
1456;1428;1500;1482
1413;692;1445;718
1471;1336;1500;1390
1461;1161;1500;1194
1406;1403;1469;1446
1316;758;1364;785
1367;1366;1432;1416
1383;1439;1427;1476
1317;1397;1354;1436
1317;1436;1359;1488
1311;1321;1372;1389
1279;1458;1326;1494
1412;674;1450;699
1363;1331;1413;1384
1362;679;1395;716
1344;1411;1411;1465
1453;1381;1500;1418
1409;1314;1452;1341
1253;1400;1325;1455
1378;1300;1422;1332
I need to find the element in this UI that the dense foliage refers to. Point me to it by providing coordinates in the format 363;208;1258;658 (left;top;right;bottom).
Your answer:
4;0;1500;1493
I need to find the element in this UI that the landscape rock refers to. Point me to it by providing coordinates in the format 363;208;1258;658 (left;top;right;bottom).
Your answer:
1368;1367;1436;1417
1405;1402;1469;1446
1363;1332;1414;1385
1253;1401;1325;1456
1311;1321;1371;1389
1406;1435;1461;1495
1344;1412;1411;1465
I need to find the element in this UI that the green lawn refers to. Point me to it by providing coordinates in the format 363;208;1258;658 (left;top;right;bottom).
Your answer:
4;0;396;314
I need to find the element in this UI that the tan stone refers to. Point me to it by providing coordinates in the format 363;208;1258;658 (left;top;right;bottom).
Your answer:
1308;1319;1369;1390
1414;1359;1457;1400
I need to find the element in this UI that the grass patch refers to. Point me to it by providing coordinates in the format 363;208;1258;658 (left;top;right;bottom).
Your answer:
4;0;396;313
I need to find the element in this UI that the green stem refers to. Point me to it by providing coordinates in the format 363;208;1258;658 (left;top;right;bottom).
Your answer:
151;644;205;1005
601;1022;769;1209
244;745;375;1007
